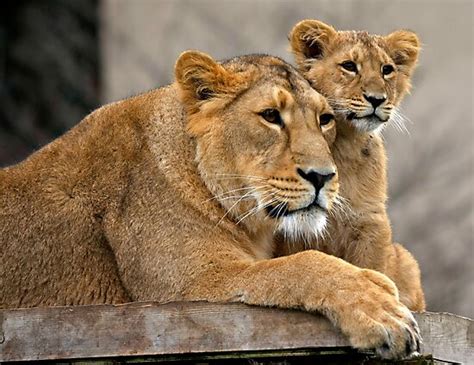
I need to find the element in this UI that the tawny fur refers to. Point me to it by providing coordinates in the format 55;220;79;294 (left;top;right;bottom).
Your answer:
287;20;425;311
0;52;420;359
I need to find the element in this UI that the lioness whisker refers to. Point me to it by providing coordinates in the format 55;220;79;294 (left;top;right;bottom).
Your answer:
269;202;288;236
274;198;289;218
235;192;279;225
331;195;352;217
216;185;277;226
203;185;268;203
216;189;262;227
215;195;252;202
213;173;266;181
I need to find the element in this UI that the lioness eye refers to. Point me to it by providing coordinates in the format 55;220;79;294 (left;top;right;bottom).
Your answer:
259;109;283;127
382;64;395;75
320;113;335;126
340;60;358;73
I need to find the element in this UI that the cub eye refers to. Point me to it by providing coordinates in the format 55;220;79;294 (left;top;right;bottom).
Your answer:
320;113;335;126
259;108;283;127
340;60;358;73
382;64;395;75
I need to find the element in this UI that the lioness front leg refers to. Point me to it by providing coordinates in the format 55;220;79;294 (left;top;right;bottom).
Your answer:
187;250;421;360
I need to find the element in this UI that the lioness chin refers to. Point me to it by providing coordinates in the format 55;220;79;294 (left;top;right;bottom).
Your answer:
0;51;419;359
287;20;425;311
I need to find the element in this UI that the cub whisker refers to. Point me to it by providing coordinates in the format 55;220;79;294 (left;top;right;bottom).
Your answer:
389;107;411;135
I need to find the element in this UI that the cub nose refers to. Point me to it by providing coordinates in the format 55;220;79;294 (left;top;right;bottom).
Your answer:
297;168;335;193
363;94;386;109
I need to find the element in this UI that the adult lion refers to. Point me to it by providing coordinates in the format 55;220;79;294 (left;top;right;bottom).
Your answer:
0;51;420;359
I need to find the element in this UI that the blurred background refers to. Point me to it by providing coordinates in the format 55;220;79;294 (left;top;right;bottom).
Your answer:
1;0;472;317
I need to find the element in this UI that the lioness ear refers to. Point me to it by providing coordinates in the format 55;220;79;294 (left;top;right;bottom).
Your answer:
289;20;337;70
384;30;420;73
175;50;240;108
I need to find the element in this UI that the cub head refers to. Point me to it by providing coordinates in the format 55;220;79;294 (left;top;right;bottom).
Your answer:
290;20;420;132
175;51;338;239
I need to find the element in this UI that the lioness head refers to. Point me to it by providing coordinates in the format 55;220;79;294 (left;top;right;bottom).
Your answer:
175;51;338;239
290;20;420;132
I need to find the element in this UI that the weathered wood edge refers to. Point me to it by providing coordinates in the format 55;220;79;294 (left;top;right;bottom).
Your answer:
0;301;472;363
413;311;473;364
3;351;436;365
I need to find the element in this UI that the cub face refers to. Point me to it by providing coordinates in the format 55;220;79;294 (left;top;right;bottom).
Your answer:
290;20;420;133
175;51;338;238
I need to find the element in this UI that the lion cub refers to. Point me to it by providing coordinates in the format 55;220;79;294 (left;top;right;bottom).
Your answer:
1;51;420;359
288;20;425;311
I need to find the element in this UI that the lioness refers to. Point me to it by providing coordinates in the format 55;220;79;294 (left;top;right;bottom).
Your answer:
288;20;425;311
0;51;420;359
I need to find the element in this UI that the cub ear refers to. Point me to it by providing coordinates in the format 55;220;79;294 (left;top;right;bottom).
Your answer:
384;30;420;73
175;50;240;108
289;20;337;70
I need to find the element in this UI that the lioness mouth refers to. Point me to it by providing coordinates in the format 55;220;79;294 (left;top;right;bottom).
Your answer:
265;200;326;219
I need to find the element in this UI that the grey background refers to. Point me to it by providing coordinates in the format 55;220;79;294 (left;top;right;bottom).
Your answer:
101;0;473;317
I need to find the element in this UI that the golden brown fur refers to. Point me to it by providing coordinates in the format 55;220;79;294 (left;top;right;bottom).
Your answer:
0;51;420;359
288;20;425;311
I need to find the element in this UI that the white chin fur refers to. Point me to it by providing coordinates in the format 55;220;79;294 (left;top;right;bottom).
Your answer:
277;209;327;242
351;117;387;134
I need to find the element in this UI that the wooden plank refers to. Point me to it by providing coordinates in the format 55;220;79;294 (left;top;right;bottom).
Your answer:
414;312;473;364
0;302;471;363
0;301;348;362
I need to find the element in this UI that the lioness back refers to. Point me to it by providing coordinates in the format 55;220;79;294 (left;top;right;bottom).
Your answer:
0;88;175;307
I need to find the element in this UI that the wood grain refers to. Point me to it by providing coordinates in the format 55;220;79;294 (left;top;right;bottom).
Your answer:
0;302;472;363
414;311;474;364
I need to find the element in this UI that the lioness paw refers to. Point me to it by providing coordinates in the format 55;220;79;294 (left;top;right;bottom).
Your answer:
331;269;421;359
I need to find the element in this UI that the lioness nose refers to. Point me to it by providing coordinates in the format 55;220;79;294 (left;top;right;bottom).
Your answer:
297;168;335;193
364;94;386;109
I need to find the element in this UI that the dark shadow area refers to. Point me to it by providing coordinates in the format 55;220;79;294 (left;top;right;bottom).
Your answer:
0;0;99;167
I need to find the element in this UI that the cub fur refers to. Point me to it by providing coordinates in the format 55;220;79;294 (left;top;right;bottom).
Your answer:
0;51;420;359
288;20;425;311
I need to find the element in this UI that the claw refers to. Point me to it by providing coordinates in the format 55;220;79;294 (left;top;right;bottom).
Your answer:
405;340;412;356
405;327;415;355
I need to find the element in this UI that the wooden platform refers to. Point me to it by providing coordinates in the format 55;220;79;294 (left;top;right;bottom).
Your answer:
0;302;472;364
